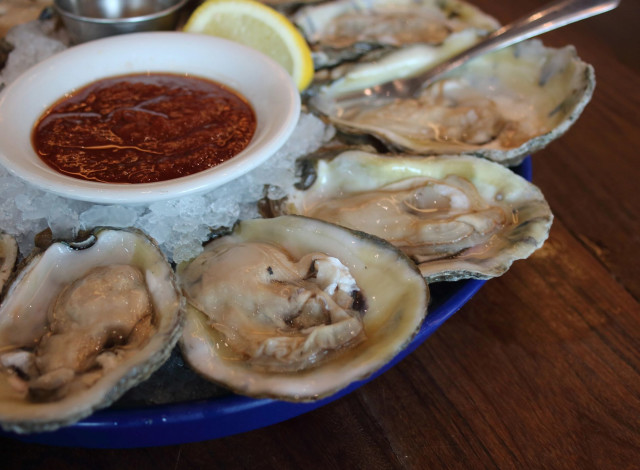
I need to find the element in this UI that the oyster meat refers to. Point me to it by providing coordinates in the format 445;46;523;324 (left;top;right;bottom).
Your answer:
268;149;553;282
179;216;428;401
0;228;184;433
309;40;595;166
294;0;499;69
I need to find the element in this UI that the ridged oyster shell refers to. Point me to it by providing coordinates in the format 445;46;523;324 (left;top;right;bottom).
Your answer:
268;149;553;282
0;230;18;295
178;216;428;401
294;0;499;69
0;228;184;434
308;40;595;166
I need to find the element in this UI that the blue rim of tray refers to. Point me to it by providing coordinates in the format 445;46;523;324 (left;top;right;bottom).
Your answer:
3;157;532;448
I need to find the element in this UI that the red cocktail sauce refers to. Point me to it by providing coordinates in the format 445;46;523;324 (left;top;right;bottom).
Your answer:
32;73;257;184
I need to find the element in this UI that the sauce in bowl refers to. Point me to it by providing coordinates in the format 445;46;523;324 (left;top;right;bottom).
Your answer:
32;73;257;184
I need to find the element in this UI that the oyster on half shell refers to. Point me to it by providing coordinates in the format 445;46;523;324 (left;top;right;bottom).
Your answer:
294;0;499;69
308;40;595;166
0;228;184;434
178;216;428;401
267;149;553;282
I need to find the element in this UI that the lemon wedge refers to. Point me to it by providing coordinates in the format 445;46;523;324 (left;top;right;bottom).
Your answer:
184;0;314;91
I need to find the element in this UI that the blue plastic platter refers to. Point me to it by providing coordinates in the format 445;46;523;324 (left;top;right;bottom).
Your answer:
2;158;532;448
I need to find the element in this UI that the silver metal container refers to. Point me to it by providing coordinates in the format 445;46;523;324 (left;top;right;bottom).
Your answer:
54;0;189;43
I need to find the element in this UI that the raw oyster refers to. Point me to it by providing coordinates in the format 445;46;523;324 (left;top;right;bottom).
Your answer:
0;230;18;294
179;216;428;401
0;228;184;433
294;0;499;69
308;40;595;166
267;149;553;282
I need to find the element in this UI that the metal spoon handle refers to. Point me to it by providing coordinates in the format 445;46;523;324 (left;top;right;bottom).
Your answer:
417;0;620;91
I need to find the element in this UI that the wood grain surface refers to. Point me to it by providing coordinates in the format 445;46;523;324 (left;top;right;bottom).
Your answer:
2;0;639;468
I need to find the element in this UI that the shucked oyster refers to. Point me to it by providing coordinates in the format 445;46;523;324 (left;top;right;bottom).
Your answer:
267;149;553;282
0;228;184;433
179;216;428;401
308;40;595;166
294;0;499;69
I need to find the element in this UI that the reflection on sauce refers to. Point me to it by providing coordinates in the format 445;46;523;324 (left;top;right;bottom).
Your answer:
32;73;256;184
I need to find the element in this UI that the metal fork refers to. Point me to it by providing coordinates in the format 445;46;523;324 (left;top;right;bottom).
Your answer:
333;0;619;105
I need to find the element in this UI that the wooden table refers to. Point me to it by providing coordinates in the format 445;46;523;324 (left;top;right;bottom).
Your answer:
2;0;639;467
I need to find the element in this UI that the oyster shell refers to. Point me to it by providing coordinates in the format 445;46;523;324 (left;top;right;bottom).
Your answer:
268;149;553;282
178;216;428;401
0;228;184;433
0;230;18;295
294;0;499;69
308;40;595;166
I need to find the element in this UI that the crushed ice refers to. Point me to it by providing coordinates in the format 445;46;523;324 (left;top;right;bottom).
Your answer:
0;20;335;263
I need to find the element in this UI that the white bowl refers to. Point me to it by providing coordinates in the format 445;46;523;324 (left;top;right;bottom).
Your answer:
0;32;300;205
